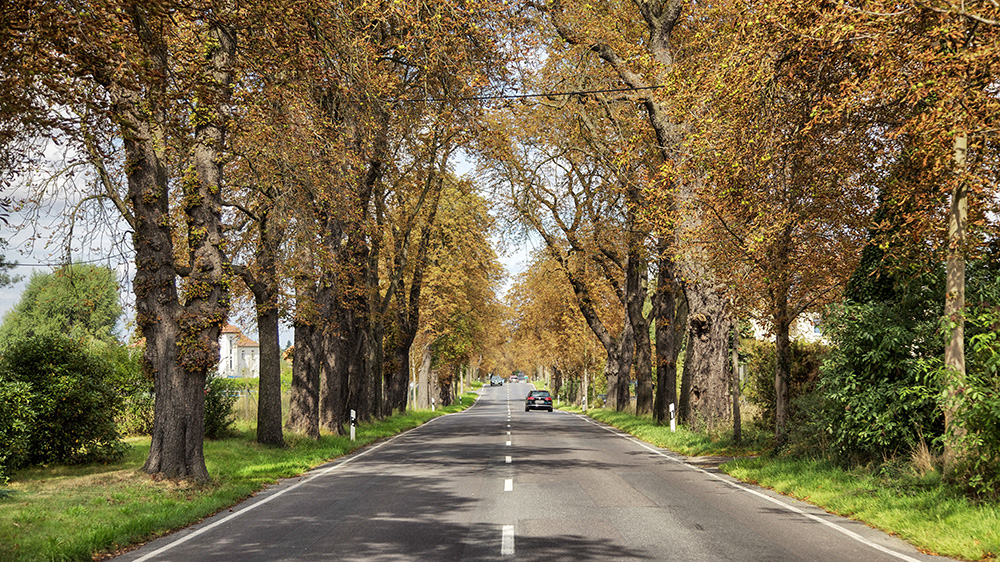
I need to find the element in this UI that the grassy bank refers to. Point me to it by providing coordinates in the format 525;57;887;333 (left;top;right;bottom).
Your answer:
564;405;999;561
559;405;770;457
0;390;479;562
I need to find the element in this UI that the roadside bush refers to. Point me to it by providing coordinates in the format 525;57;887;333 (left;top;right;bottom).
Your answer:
946;282;1000;500
0;380;34;483
812;300;940;464
204;376;240;439
741;338;828;425
0;334;127;467
101;344;154;436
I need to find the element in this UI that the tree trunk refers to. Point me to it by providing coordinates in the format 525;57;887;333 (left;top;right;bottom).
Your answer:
287;319;319;438
606;319;635;411
944;131;968;466
255;304;284;446
389;329;413;413
626;248;654;416
319;311;350;435
653;248;683;425
238;210;285;447
771;222;795;446
118;82;203;477
731;328;742;445
681;281;733;431
774;317;791;446
417;343;432;409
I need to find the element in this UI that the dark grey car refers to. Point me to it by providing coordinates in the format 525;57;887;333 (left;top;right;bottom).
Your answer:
525;390;553;412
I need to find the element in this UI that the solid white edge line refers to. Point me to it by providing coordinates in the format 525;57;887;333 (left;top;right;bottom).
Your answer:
132;391;485;562
501;524;515;556
574;414;925;562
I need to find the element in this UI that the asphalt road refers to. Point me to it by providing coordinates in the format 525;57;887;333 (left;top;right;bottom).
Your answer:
116;383;953;561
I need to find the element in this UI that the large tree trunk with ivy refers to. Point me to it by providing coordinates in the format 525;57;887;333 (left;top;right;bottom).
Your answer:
114;5;235;481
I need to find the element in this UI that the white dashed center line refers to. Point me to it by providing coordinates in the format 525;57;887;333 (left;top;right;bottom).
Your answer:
506;455;512;464
504;478;513;492
501;525;515;557
506;440;511;446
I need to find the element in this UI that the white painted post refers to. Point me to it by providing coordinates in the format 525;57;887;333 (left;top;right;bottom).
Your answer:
669;403;676;433
431;397;436;412
350;409;356;441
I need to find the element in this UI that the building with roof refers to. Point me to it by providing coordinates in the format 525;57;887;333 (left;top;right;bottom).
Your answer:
219;324;260;378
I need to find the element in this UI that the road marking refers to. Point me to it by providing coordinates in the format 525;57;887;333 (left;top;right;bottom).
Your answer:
506;440;511;446
576;415;926;562
504;478;513;492
130;392;486;562
501;525;515;556
506;456;512;464
507;431;511;435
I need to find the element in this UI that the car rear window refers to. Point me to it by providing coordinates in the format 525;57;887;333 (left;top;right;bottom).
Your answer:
530;391;550;397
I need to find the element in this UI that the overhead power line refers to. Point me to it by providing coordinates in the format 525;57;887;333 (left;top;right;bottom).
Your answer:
397;85;662;103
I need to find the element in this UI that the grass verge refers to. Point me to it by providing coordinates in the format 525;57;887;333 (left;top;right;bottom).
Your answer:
0;390;480;562
562;405;999;561
725;457;999;560
559;405;768;457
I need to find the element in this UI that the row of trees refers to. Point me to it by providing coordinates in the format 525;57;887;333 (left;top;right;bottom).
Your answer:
4;0;998;491
485;0;999;487
3;0;514;481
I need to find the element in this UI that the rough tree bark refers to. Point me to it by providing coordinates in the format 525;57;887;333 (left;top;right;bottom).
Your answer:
118;4;235;480
626;244;654;416
680;281;733;430
653;238;685;424
287;286;320;438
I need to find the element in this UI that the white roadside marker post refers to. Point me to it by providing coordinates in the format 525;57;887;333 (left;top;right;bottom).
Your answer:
350;409;356;441
669;402;676;433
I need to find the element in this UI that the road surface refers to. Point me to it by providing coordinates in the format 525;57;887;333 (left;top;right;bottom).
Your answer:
116;383;952;561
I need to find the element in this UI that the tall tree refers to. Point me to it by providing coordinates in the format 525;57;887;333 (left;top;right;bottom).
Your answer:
10;0;240;479
530;0;733;427
0;264;122;346
749;0;999;464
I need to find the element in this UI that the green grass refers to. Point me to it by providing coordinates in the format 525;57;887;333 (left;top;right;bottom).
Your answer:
725;457;1000;560
0;391;479;562
564;405;999;561
559;405;768;457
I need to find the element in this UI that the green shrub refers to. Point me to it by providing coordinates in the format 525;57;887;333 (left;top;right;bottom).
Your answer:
101;344;154;436
946;283;1000;500
204;376;239;439
741;338;828;425
0;380;34;483
813;300;940;464
0;334;127;467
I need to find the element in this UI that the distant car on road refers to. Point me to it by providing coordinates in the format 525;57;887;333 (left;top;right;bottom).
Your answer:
525;390;553;412
490;375;504;386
